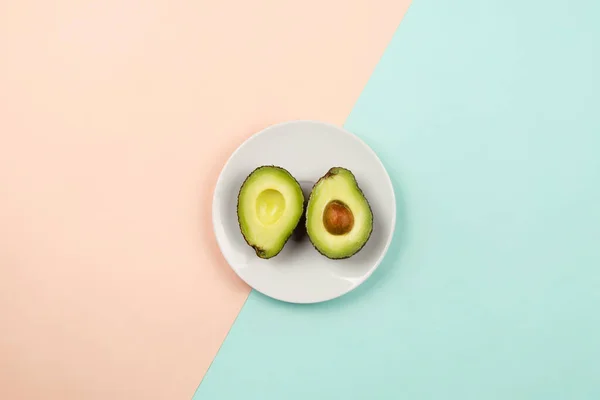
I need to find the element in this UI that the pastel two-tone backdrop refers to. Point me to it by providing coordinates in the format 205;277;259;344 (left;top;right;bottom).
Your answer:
1;0;599;399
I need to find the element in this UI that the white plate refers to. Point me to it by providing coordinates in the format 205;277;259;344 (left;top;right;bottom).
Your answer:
212;120;396;304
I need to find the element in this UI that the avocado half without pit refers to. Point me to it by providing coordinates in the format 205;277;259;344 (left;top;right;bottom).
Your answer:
305;167;373;259
237;166;304;259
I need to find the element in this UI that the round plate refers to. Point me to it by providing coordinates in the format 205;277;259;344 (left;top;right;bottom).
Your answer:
212;120;396;304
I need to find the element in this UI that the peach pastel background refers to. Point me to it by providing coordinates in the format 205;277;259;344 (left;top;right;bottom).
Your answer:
0;1;410;398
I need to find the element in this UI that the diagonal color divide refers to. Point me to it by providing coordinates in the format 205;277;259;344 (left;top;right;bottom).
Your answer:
0;1;411;398
193;0;600;398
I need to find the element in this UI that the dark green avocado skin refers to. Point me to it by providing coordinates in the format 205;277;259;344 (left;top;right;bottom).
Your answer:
305;167;373;260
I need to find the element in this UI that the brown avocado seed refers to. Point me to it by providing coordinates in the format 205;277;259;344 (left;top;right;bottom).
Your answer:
323;200;354;235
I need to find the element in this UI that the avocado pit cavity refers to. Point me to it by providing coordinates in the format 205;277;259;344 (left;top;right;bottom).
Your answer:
256;189;285;226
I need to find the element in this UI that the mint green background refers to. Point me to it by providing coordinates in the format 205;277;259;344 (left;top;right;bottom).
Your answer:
194;0;600;398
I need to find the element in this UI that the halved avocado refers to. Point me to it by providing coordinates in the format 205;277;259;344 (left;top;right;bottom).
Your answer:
237;166;304;259
305;167;373;259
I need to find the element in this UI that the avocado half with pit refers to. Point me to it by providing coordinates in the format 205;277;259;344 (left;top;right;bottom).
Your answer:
305;167;373;259
237;166;304;259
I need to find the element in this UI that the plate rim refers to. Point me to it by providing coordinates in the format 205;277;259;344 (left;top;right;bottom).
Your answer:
211;119;397;304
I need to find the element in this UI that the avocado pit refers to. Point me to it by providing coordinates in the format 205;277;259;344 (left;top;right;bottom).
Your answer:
323;200;354;235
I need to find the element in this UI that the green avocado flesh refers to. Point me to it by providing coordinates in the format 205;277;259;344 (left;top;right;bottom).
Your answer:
237;166;304;259
306;167;373;259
